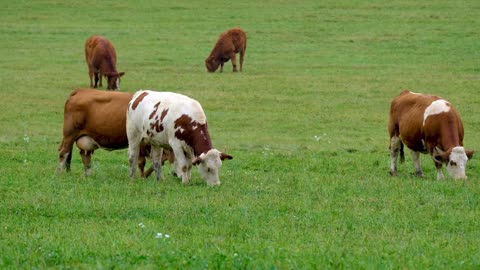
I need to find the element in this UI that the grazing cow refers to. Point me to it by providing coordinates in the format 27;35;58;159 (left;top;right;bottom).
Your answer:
126;90;233;186
85;35;125;90
205;27;247;73
57;89;173;177
388;90;474;180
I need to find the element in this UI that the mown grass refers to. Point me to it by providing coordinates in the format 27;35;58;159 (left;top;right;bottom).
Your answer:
1;0;480;269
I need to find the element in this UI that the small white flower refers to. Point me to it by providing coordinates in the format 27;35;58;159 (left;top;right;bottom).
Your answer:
138;222;145;228
155;233;163;238
23;134;30;143
233;253;238;257
164;234;170;238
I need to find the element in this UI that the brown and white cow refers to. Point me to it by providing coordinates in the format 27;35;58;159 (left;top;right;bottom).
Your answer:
85;35;125;90
205;27;247;73
388;90;474;180
126;90;233;186
57;89;173;177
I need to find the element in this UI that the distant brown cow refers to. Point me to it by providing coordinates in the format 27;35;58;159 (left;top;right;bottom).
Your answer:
388;90;474;180
205;27;247;72
85;35;125;90
57;89;173;177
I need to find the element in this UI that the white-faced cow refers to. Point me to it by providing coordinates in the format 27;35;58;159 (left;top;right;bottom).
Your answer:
388;90;474;180
57;89;172;177
126;90;233;186
85;35;125;90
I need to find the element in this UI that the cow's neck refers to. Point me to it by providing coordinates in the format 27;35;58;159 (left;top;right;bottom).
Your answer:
190;124;213;156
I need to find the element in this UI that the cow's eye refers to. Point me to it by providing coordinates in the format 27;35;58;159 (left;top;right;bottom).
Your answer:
207;168;211;173
449;161;457;166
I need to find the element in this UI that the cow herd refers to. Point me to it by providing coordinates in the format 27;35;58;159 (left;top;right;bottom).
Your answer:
56;27;474;185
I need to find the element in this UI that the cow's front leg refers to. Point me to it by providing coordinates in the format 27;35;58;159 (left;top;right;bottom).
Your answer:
170;145;192;184
231;53;238;72
411;151;423;177
434;161;444;180
151;147;164;181
389;136;401;176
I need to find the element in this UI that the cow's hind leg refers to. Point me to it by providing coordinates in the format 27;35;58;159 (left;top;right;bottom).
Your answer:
239;50;245;72
411;151;423;177
128;138;142;178
79;150;94;176
389;136;401;176
93;72;102;88
57;138;74;173
150;147;164;181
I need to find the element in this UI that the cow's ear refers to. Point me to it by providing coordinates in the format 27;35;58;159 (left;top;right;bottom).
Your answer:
220;152;233;161
119;72;125;77
192;156;202;166
466;150;474;160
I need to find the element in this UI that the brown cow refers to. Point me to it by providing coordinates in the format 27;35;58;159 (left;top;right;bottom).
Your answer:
57;89;173;177
85;35;125;90
205;27;247;72
388;90;474;180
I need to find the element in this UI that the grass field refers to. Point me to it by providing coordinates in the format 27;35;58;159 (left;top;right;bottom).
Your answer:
1;0;480;268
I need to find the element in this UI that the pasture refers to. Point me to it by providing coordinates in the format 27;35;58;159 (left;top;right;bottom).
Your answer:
1;0;480;268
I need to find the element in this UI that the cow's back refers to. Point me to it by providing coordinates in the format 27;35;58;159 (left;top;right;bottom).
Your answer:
85;35;117;67
128;91;206;144
64;89;132;148
389;91;441;151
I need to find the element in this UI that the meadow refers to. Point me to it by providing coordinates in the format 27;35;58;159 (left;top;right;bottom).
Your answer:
1;0;480;268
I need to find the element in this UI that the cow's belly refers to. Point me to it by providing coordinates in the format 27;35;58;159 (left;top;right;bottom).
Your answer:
76;135;128;151
142;131;170;149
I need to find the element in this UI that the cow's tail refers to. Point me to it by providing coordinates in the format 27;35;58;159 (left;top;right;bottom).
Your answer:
399;141;405;163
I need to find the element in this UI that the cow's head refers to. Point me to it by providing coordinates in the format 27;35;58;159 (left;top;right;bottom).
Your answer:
434;146;474;179
105;71;125;90
205;57;219;72
192;149;233;186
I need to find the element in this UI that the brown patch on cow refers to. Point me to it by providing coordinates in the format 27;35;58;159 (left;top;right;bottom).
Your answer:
174;114;212;156
131;92;148;110
149;101;161;119
160;108;169;121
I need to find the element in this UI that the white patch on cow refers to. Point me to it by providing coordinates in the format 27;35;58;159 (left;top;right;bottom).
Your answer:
446;146;468;179
423;99;450;126
115;78;120;90
409;91;420;95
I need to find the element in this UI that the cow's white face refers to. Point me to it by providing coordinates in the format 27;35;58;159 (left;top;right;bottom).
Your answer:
446;146;469;179
196;149;223;186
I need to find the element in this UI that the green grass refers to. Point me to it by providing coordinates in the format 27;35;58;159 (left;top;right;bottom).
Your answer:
1;0;480;268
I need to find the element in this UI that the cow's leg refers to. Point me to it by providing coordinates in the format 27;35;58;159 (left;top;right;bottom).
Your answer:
389;136;401;176
57;138;75;172
411;151;423;177
150;146;164;181
239;50;245;72
93;73;99;88
220;62;224;72
170;143;191;184
88;70;94;88
434;161;444;180
231;53;238;72
128;137;142;178
98;73;103;87
79;150;94;176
